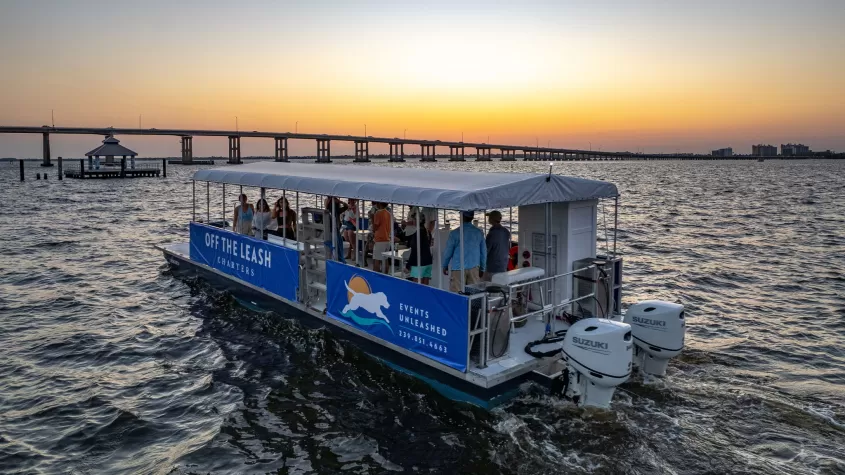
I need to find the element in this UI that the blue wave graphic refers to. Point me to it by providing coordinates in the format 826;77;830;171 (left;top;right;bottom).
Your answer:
341;309;394;335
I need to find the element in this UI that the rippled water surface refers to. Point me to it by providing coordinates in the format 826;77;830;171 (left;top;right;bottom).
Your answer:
1;159;844;474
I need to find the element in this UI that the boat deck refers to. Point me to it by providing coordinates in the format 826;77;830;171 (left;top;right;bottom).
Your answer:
469;318;554;378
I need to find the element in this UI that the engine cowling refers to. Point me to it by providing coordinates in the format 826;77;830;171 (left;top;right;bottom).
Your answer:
561;318;633;408
626;300;685;376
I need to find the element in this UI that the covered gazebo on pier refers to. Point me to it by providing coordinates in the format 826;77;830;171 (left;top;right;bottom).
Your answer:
85;135;137;169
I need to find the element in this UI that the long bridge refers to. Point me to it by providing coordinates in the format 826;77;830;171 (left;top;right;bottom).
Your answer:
0;125;756;166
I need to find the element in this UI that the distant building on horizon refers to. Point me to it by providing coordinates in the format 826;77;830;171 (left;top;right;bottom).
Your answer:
711;147;733;157
781;143;811;156
752;144;777;157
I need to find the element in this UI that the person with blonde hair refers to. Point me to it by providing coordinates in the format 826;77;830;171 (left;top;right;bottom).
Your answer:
232;194;254;235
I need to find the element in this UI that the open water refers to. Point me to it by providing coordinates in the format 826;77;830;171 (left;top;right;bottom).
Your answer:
1;159;844;474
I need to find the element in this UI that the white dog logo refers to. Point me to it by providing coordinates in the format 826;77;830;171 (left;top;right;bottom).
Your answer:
343;280;390;323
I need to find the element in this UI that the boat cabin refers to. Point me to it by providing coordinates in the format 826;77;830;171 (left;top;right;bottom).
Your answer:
166;162;623;403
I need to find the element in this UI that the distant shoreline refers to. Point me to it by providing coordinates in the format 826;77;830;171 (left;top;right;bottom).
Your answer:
2;156;844;163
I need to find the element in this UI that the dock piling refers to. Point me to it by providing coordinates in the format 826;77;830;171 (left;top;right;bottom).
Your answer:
58;156;63;180
162;158;167;177
19;159;24;181
36;173;41;180
79;159;85;179
120;158;126;178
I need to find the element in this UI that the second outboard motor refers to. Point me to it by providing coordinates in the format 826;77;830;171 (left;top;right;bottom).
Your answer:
626;300;685;376
560;318;633;408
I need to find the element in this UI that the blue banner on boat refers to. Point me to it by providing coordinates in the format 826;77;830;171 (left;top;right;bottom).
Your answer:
326;261;469;372
189;222;299;301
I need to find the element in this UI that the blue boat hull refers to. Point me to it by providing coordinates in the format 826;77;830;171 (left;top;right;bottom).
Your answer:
162;249;539;408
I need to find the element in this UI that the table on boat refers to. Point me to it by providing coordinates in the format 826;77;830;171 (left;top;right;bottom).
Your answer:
380;248;410;264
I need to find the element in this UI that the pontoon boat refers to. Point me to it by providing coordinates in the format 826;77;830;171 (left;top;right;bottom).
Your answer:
158;162;685;408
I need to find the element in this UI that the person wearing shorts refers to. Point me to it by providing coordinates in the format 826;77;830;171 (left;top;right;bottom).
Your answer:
371;202;392;273
404;212;433;285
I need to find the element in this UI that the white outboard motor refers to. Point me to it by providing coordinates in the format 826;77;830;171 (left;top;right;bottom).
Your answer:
626;301;685;376
560;318;633;408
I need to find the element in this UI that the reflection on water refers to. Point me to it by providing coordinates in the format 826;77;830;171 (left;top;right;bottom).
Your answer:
1;159;844;474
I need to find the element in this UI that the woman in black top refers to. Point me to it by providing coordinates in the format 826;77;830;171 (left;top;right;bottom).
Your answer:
271;197;297;240
405;223;433;285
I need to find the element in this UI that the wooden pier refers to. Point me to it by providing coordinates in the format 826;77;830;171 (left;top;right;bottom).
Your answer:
64;168;161;179
62;158;165;179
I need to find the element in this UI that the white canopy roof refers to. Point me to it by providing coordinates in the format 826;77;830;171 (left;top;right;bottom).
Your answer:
193;162;618;211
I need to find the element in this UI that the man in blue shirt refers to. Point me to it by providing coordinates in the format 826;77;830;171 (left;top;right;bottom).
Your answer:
442;211;487;292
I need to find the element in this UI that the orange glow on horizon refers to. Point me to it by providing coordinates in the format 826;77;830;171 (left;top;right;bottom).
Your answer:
1;2;843;156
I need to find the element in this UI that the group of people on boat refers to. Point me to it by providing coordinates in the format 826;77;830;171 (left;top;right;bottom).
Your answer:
232;193;516;290
232;193;297;241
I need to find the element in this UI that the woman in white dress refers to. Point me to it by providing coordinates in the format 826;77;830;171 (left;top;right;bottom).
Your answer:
232;194;254;235
252;198;273;239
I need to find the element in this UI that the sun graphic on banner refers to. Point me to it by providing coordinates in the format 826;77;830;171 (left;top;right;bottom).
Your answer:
347;275;371;301
340;274;393;333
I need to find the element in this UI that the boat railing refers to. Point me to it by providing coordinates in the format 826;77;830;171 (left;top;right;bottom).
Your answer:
467;292;489;369
506;264;598;326
464;264;600;369
297;263;306;304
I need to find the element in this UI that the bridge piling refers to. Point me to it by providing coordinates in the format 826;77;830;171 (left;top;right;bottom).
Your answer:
316;139;331;163
476;147;491;161
353;141;370;162
181;136;193;164
388;143;405;162
500;149;516;161
449;145;465;161
420;144;436;162
227;136;241;164
41;132;53;167
274;137;289;162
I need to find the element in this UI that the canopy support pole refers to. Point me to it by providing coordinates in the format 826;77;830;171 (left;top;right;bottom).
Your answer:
282;189;287;246
349;201;361;267
415;207;421;278
331;198;337;262
459;212;465;292
389;204;395;275
192;181;196;222
355;199;369;267
206;182;210;224
436;209;443;289
544;203;552;335
222;184;226;226
613;196;619;257
260;187;266;240
509;206;514;242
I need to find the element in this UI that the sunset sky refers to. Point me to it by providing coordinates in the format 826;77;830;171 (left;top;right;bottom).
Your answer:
1;0;844;157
